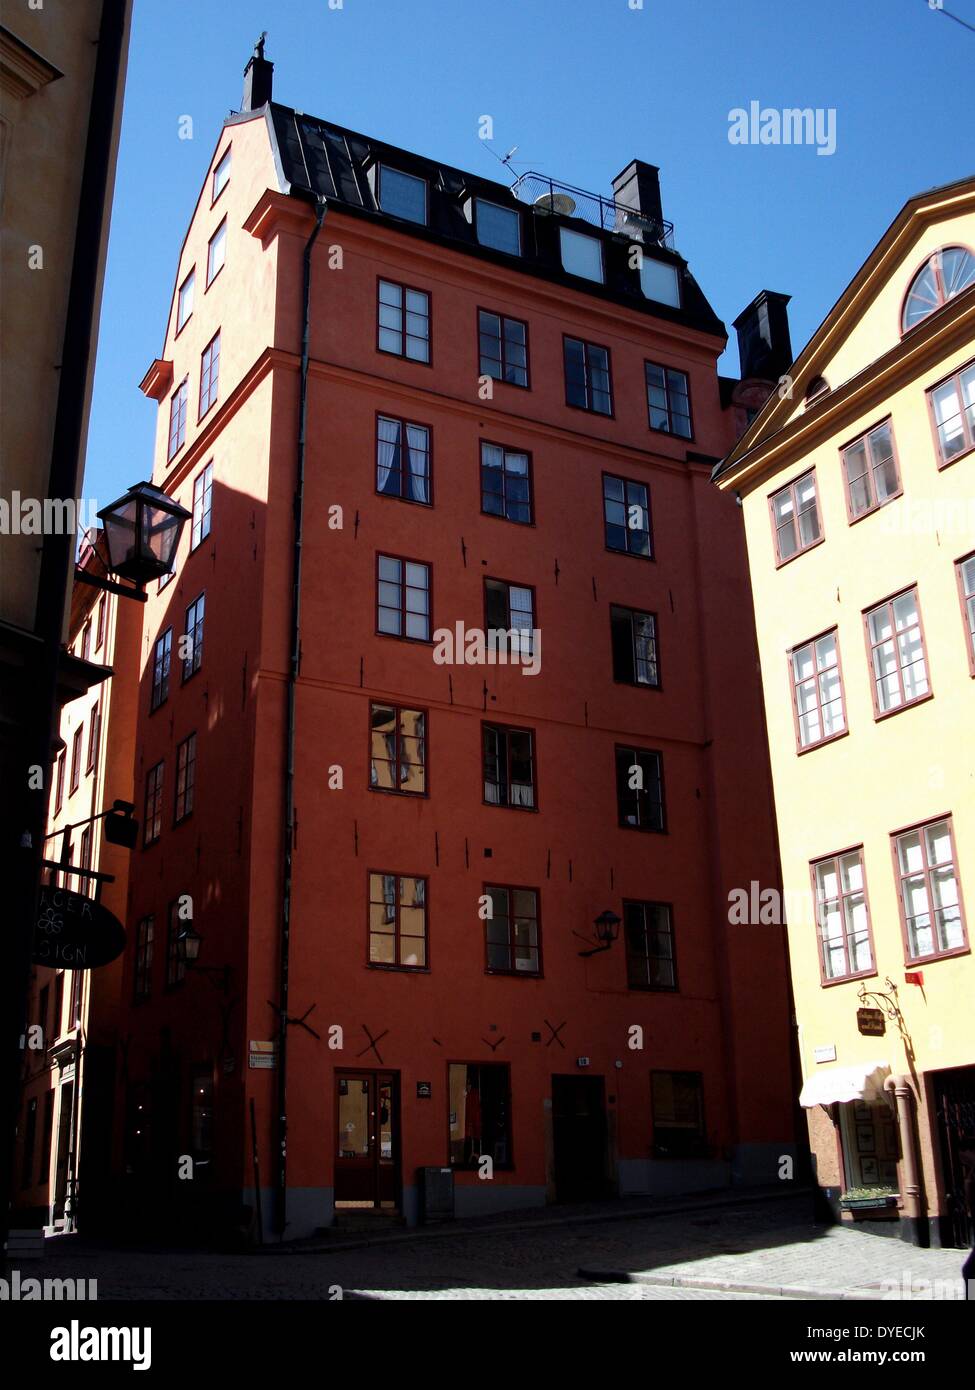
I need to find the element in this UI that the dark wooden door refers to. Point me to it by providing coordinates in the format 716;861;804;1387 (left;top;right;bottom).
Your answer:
552;1074;608;1202
334;1071;399;1208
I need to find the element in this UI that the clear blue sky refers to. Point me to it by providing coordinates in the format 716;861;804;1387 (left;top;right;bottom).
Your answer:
84;0;975;509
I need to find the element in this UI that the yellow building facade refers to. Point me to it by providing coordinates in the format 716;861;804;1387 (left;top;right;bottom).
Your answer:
716;179;974;1249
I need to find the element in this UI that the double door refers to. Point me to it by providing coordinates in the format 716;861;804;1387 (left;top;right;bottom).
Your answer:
334;1071;399;1208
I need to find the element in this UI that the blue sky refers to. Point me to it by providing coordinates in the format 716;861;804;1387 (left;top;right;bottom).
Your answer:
84;0;975;508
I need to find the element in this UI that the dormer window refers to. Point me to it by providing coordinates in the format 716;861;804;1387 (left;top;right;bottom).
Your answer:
902;246;975;333
475;199;520;255
378;166;427;225
804;375;830;405
560;228;604;283
640;258;680;308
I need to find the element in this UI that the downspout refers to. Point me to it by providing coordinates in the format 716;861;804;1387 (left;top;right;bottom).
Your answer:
275;195;327;1239
885;1073;926;1247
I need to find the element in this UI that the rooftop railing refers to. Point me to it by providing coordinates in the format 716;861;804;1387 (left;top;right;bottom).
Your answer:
511;171;675;250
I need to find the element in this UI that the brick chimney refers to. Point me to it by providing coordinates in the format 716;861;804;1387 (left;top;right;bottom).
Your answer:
242;33;273;112
611;160;664;235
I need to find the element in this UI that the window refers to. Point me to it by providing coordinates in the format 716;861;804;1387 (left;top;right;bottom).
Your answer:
79;825;92;880
95;595;106;651
54;751;65;815
640;258;680;307
85;703;99;774
615;746;665;832
484;884;540;975
38;985;49;1046
813;849;873;982
22;1098;37;1187
484;578;535;658
480;442;532;523
865;587;929;715
53;973;64;1040
928;361;975;465
770;470;821;563
40;1090;54;1186
625;900;676;990
70;726;83;794
564;337;612;414
478;310;528;388
894;818;967;962
651;1071;705;1158
610;605;659;687
70;968;83;1028
368;872;427;967
81;620;91;661
166;900;187;988
603;474;651;557
448;1063;511;1169
199;331;220;418
212;147;231;202
377;165;426;224
842;419;900;520
376;554;430;640
560;227;603;282
377;279;430;362
902;246;975;333
177;268;195;332
958;553;975;673
475;199;520;255
790;629;846;749
376;416;431;503
182;593;205;681
645;361;691;438
167;378;188;460
191;462;213;549
134;916;154;1000
144;761;164;846
483;723;535;809
369;703;426;794
174;733;197;824
206;218;226;286
150;629;171;712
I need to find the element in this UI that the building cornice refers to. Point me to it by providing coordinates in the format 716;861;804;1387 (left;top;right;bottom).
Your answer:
0;25;62;100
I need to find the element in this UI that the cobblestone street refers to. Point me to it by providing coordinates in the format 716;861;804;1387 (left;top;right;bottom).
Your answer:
24;1192;971;1302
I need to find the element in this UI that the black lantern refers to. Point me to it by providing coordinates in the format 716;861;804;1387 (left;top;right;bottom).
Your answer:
575;909;622;957
97;482;191;584
176;924;203;965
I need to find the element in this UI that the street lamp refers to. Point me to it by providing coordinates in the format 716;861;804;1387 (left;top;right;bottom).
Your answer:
76;482;191;603
575;909;622;957
177;924;230;992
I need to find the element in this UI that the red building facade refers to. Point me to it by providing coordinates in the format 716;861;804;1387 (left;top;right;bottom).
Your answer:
115;48;797;1238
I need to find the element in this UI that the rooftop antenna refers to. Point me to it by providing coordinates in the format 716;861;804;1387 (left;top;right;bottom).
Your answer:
480;140;525;186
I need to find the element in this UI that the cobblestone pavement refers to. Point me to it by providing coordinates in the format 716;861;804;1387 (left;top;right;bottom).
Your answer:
19;1193;970;1302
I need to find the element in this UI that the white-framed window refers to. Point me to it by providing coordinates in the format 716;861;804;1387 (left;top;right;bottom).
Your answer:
177;268;195;332
212;147;231;202
476;199;520;255
207;219;226;286
560;228;603;283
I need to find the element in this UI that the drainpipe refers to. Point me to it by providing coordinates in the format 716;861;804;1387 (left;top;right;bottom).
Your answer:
275;196;327;1240
885;1073;925;1247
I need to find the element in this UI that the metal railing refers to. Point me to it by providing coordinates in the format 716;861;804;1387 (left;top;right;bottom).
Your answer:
511;171;675;249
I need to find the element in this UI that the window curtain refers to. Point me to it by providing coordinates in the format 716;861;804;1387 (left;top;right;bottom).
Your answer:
406;424;429;503
377;417;400;493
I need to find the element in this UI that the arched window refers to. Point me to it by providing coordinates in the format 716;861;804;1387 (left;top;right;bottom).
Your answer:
804;375;830;405
902;246;975;333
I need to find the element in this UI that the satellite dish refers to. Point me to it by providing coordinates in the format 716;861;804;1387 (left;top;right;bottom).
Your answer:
534;191;576;217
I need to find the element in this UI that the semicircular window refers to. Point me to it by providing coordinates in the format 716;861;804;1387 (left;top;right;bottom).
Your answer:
902;246;975;333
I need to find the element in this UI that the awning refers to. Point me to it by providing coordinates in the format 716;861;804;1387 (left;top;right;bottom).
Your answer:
799;1061;890;1109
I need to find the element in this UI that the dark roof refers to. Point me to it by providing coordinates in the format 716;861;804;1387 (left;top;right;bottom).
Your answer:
262;102;726;339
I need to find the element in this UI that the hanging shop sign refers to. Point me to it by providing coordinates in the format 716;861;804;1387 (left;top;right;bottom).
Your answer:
857;1007;886;1037
31;883;126;970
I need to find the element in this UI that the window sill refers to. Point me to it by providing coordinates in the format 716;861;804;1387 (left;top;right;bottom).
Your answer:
846;489;903;527
486;969;543;979
904;943;971;967
872;690;934;723
367;963;430;974
774;534;826;569
796;727;850;756
820;966;878;989
936;442;974;470
368;784;429;799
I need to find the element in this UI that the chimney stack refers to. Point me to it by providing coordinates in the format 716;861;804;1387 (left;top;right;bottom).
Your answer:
242;33;273;112
611;160;664;235
733;290;793;383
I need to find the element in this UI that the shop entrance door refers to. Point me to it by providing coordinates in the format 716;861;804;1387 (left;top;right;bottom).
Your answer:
933;1065;975;1249
552;1075;608;1202
334;1072;399;1209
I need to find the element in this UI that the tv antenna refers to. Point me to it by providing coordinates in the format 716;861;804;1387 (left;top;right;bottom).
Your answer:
481;140;525;184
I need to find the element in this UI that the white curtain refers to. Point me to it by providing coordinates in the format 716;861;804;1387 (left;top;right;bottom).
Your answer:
407;424;429;503
377;417;399;492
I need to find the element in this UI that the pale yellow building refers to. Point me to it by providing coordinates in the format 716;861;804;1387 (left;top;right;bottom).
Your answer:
716;178;974;1250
